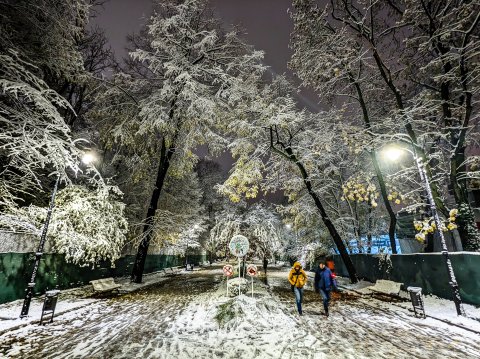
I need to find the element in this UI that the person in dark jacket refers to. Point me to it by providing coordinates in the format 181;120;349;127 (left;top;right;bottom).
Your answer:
314;262;333;316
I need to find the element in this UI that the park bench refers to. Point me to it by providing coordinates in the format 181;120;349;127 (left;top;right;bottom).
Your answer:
172;266;183;273
162;266;183;276
366;279;404;301
90;277;121;295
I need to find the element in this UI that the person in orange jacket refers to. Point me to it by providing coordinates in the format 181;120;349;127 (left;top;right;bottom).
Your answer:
288;261;307;315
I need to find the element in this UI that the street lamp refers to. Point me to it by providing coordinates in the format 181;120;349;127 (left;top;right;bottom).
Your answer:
81;152;96;165
382;144;465;316
20;152;97;317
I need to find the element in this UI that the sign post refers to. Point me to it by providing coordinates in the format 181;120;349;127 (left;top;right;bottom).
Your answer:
246;264;258;298
228;235;249;296
223;265;234;296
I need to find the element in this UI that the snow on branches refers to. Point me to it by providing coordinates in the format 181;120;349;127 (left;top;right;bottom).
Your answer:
144;170;207;255
0;52;83;208
0;185;129;267
289;0;480;251
207;202;285;260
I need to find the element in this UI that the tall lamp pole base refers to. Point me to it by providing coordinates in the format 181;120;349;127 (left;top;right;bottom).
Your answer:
20;176;59;318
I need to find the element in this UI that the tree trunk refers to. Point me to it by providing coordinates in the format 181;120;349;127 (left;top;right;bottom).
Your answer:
131;138;174;283
307;184;359;283
456;202;480;251
269;131;358;283
450;150;480;251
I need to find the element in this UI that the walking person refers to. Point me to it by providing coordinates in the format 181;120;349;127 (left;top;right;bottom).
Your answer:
288;261;307;315
263;257;268;274
314;261;333;317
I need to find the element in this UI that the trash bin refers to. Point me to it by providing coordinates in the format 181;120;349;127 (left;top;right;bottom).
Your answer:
40;290;60;325
407;286;426;319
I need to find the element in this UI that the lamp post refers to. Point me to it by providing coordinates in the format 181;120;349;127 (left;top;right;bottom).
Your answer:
20;152;97;317
382;145;465;316
20;176;59;317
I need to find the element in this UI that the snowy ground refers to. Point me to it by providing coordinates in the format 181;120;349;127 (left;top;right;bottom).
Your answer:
1;265;479;358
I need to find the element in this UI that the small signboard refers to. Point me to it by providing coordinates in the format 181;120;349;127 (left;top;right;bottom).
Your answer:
246;264;258;277
229;235;249;258
223;265;234;277
246;264;257;298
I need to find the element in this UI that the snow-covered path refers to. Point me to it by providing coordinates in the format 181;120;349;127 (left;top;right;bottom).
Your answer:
1;266;479;359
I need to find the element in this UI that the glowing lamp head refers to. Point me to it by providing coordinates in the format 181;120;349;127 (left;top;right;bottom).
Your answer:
285;224;292;230
82;152;96;165
382;146;404;162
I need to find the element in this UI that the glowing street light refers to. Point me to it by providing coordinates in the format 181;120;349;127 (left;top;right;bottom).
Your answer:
381;144;464;316
382;146;404;162
81;152;97;165
21;151;100;317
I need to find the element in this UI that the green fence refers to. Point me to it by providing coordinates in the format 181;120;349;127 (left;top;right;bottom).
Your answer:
333;253;480;305
0;253;206;304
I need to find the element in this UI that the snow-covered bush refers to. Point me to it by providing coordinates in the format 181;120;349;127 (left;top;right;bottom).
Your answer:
0;185;128;267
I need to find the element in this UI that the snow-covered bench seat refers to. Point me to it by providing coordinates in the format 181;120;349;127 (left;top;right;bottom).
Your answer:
90;278;122;294
366;279;403;301
162;267;182;276
172;266;183;273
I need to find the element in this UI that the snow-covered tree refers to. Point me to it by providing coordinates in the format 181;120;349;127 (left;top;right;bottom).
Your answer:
290;0;400;252
289;0;480;251
0;0;107;209
244;203;285;260
0;1;134;268
0;184;128;267
207;201;285;260
94;0;265;282
146;170;207;255
218;77;360;282
0;0;89;84
0;53;82;208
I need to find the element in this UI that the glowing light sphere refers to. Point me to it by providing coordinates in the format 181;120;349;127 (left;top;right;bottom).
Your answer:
82;152;96;165
382;147;404;162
